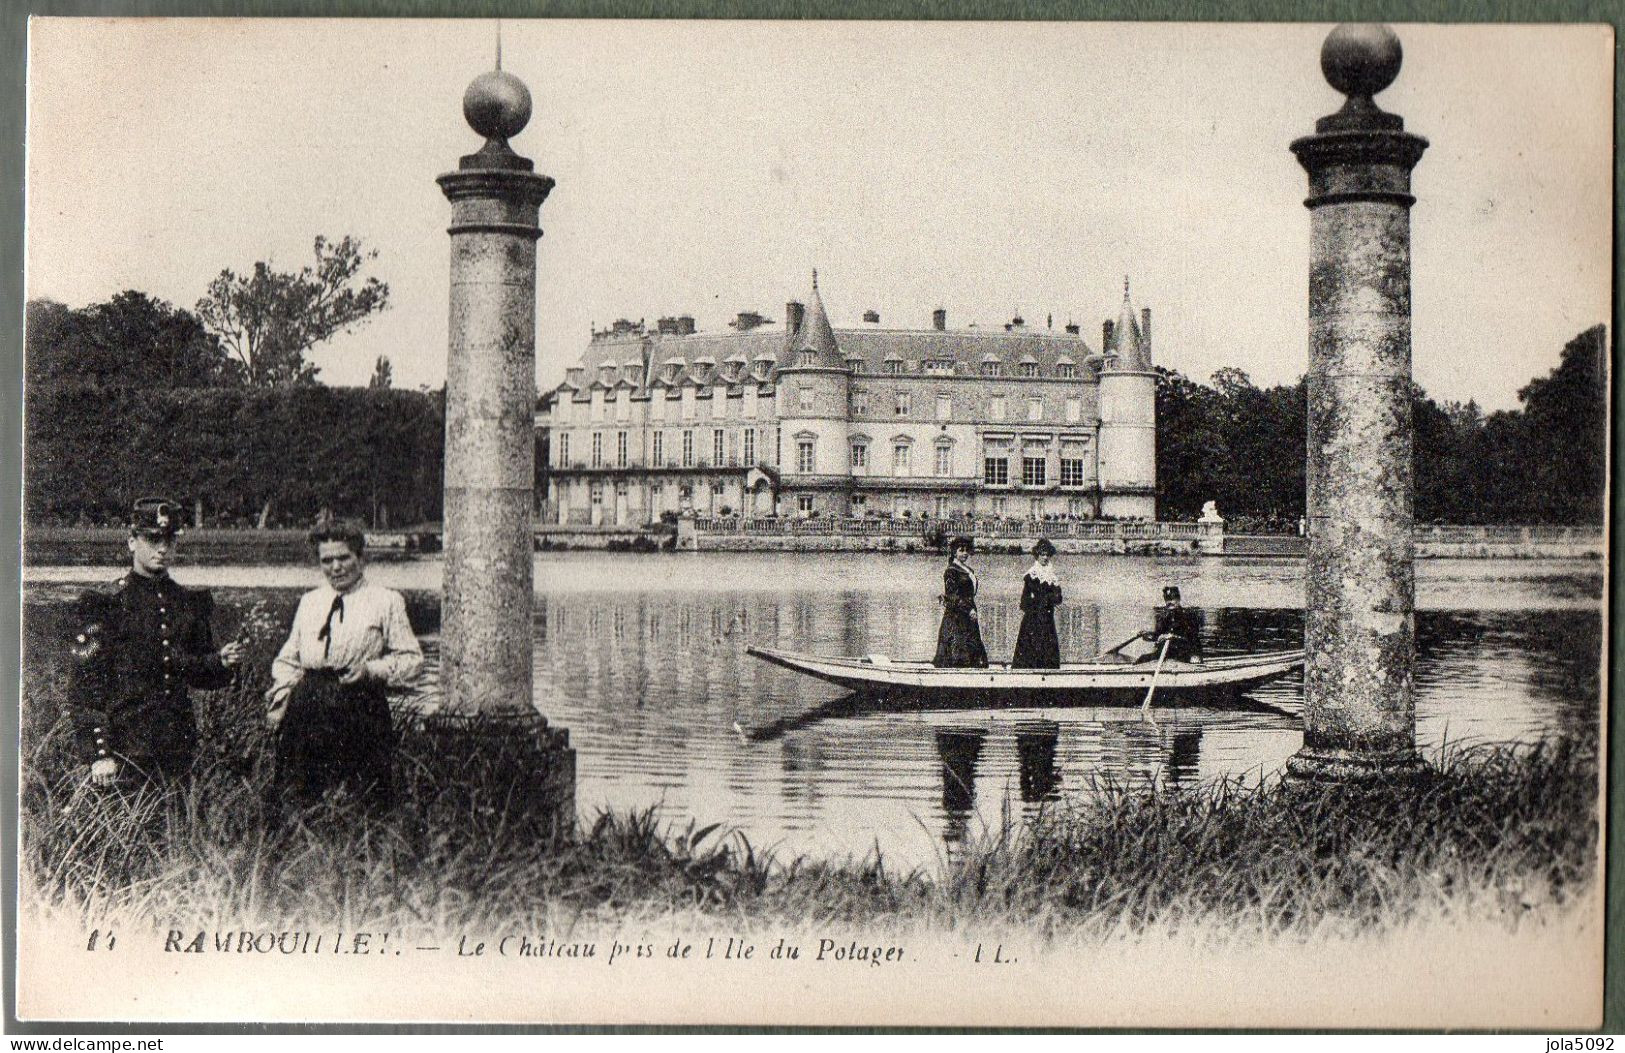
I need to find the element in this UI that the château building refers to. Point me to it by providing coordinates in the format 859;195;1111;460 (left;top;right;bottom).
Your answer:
538;273;1157;526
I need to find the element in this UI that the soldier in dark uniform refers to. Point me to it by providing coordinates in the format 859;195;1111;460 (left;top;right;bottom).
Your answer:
67;497;243;786
1136;585;1204;663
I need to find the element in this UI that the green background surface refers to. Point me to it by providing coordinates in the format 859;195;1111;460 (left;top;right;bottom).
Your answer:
2;0;1618;1035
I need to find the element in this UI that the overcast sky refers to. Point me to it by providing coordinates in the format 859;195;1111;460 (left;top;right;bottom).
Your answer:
26;19;1612;410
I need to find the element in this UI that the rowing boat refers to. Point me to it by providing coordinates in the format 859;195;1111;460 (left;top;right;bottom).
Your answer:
746;646;1304;706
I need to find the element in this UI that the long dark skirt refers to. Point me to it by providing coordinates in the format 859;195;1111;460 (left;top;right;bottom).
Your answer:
1012;611;1060;669
274;671;395;805
934;608;989;668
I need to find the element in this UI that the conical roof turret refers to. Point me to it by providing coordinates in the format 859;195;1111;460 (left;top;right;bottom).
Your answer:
789;269;843;368
1110;276;1152;371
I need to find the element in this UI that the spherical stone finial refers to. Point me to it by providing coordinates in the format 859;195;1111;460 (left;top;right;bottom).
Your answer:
463;70;532;142
1321;23;1402;100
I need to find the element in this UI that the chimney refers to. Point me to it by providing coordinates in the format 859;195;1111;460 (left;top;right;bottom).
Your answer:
733;310;768;332
1140;307;1152;353
677;314;696;336
1103;320;1116;351
862;309;880;324
932;307;947;331
786;300;805;337
656;316;679;335
1064;321;1080;335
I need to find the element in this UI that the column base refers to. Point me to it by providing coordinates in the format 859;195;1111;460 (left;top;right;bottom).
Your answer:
419;709;577;839
1285;744;1428;785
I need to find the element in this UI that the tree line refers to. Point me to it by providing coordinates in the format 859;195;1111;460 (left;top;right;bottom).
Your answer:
24;241;1607;531
24;235;445;529
1156;325;1609;527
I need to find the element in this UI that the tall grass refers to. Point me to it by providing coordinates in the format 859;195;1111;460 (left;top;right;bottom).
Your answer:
20;591;1600;940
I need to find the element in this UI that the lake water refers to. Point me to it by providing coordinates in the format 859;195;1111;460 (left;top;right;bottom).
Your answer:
27;554;1605;869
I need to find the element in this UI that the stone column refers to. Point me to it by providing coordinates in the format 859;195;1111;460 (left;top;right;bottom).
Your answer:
1287;25;1428;782
437;70;554;716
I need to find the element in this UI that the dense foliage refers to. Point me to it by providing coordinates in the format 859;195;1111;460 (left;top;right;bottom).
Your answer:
25;384;446;529
1155;325;1609;526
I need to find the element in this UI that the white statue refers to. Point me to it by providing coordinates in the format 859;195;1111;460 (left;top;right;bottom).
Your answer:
1199;500;1223;523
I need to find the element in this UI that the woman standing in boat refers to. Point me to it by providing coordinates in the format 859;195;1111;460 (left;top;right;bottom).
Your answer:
1012;538;1063;669
933;536;988;668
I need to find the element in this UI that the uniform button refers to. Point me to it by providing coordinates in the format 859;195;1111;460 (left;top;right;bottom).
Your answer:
93;727;102;733
97;750;107;756
162;639;170;648
95;738;104;744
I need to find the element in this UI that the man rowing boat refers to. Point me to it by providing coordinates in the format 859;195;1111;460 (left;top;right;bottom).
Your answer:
1135;585;1204;663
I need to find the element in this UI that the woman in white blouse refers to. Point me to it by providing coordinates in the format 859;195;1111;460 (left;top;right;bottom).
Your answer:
267;521;422;804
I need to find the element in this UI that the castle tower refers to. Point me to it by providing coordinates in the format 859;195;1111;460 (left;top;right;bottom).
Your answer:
774;270;852;515
1097;278;1157;518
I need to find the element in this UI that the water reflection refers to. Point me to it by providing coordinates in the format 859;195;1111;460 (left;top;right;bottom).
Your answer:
530;570;1599;867
25;554;1605;867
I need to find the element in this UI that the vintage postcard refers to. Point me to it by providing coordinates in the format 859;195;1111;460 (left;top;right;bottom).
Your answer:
16;18;1612;1028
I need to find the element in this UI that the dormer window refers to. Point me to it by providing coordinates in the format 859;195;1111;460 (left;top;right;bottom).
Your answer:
885;358;905;376
1020;362;1040;378
845;357;864;373
799;349;818;367
1056;363;1077;379
980;360;1002;377
925;359;953;375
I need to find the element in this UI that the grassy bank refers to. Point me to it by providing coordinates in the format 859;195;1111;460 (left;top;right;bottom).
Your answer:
20;591;1599;941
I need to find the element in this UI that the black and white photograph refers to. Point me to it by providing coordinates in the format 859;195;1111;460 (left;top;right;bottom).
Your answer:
14;17;1612;1028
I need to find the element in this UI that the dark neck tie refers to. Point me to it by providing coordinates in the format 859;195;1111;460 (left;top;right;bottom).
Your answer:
318;594;345;659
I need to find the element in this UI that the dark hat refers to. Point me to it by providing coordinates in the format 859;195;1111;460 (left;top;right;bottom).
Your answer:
949;535;975;555
1032;538;1057;557
129;497;184;538
1162;585;1182;602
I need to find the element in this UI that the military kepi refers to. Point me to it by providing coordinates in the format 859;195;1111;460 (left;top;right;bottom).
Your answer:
130;497;183;538
1162;585;1181;602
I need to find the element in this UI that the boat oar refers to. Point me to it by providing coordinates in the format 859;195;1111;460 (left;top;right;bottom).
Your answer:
1140;636;1171;722
1098;631;1148;660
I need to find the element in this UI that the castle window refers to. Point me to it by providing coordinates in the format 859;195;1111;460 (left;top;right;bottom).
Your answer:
743;428;756;464
934;496;950;518
591;432;603;468
850;443;868;472
617;431;628;468
1061;456;1087;487
846;357;864;373
1022;456;1046;487
1020;362;1040;378
713;429;725;465
800;387;814;412
885;358;905;375
653;431;665;464
934;443;952;478
798;495;815;515
682;429;694;467
1057;363;1077;379
852;388;869;415
800;350;818;367
797;439;817;474
894;391;912;416
892;442;912;477
558;434;570;465
983;455;1009;486
981;360;1001;377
